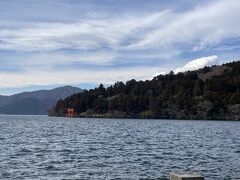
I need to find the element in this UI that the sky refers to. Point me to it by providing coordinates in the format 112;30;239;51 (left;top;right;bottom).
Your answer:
0;0;240;95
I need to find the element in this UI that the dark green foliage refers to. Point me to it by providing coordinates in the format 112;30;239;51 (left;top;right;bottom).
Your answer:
193;79;203;96
50;61;240;120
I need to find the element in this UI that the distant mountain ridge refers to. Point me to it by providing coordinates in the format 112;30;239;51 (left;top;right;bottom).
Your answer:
0;86;83;115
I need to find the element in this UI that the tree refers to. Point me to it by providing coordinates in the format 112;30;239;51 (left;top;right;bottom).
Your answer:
98;84;105;95
193;79;203;96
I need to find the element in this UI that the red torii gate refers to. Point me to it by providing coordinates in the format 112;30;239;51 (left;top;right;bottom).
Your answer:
66;108;76;117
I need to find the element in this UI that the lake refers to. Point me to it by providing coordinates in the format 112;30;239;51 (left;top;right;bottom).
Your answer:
0;115;240;179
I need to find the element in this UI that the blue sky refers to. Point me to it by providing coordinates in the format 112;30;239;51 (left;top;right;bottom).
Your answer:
0;0;240;95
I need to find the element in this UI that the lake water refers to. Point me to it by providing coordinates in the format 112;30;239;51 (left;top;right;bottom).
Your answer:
0;115;240;179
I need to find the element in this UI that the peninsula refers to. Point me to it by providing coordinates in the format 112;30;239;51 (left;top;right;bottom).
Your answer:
49;61;240;120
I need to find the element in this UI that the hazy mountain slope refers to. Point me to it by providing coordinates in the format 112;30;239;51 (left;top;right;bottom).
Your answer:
0;86;83;115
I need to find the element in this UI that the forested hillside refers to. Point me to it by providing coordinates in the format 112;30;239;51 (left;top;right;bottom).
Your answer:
49;61;240;120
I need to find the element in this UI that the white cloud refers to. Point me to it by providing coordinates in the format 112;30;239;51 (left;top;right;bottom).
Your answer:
0;0;239;90
0;11;169;52
8;51;117;68
129;0;240;51
0;1;239;54
0;67;166;88
174;55;219;73
152;72;167;78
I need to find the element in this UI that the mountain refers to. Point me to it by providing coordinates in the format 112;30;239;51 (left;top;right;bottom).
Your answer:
49;61;240;120
0;86;83;115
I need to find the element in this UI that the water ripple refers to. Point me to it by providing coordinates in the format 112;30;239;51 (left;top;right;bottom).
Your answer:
1;116;240;179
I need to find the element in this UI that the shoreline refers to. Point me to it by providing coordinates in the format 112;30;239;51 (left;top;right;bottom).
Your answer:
48;114;240;121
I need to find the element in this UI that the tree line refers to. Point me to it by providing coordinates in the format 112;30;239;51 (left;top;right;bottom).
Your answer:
49;61;240;120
